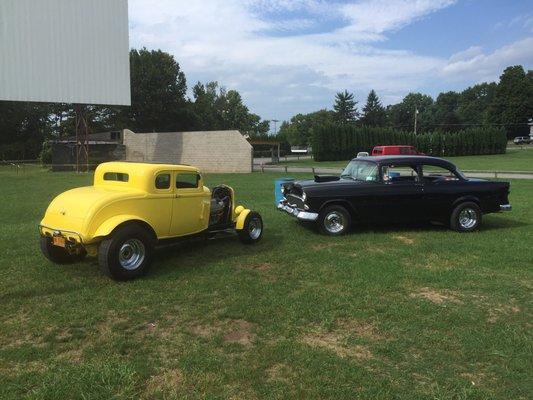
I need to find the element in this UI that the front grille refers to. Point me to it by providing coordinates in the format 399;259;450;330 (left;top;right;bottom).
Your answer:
286;194;305;209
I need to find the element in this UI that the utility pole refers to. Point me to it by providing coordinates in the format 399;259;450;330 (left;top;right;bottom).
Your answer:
414;106;419;135
271;119;279;136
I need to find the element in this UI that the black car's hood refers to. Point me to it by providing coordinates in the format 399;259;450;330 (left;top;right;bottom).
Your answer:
295;177;364;190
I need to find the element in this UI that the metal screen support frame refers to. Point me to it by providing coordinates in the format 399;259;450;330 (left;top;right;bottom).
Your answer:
74;104;89;173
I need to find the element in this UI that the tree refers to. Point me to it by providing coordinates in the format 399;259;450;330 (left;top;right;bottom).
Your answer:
457;82;497;126
333;90;358;124
487;65;533;138
387;93;433;131
116;48;193;132
278;109;335;146
360;90;386;127
428;91;461;132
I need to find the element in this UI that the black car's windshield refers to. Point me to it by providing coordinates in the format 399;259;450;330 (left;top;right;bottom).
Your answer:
341;160;379;182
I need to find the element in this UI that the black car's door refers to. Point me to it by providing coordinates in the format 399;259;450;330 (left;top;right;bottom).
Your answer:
365;163;425;223
419;164;464;220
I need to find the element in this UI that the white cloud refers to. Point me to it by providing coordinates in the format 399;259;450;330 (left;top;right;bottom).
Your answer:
128;0;531;121
442;38;533;82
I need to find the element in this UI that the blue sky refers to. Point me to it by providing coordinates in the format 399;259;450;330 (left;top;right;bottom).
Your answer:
129;0;533;128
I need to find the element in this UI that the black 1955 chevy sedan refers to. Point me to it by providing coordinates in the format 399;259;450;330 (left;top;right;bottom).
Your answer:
278;156;511;235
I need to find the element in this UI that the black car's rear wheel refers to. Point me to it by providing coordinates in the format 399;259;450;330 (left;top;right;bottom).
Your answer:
98;224;154;280
450;202;482;232
40;236;86;264
318;205;351;236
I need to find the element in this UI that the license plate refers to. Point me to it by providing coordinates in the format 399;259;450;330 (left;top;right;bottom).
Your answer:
52;236;66;247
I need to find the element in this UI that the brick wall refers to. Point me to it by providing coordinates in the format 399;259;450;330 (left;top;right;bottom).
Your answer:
123;129;253;173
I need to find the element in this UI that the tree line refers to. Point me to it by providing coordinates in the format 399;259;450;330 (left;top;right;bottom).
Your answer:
0;48;270;160
279;65;532;147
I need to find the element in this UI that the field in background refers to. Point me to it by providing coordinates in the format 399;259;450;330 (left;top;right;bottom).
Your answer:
277;149;533;172
0;167;531;399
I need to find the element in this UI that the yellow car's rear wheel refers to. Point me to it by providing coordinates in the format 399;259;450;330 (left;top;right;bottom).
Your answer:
98;224;154;280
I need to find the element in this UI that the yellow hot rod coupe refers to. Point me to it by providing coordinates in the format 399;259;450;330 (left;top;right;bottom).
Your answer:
39;162;263;280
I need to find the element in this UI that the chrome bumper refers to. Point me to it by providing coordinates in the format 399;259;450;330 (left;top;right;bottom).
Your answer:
500;204;512;211
277;201;318;221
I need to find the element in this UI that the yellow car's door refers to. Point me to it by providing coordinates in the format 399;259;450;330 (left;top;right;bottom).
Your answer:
170;171;210;236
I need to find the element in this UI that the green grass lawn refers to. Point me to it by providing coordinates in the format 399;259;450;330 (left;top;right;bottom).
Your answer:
0;167;532;399
278;149;533;172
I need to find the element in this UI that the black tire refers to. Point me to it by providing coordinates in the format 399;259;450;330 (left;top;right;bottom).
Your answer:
98;224;154;281
40;236;86;264
237;212;263;244
450;202;482;232
318;205;351;236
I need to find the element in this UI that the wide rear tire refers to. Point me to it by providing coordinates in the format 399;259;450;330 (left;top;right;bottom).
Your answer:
40;236;86;264
98;224;154;281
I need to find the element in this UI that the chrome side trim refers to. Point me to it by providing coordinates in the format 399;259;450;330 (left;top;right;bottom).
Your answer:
500;204;512;211
277;201;318;221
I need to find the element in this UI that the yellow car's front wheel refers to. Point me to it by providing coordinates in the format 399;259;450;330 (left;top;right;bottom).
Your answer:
237;211;263;244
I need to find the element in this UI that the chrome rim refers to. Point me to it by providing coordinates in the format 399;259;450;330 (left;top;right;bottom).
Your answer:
248;216;262;240
458;208;478;229
119;239;145;270
324;211;345;234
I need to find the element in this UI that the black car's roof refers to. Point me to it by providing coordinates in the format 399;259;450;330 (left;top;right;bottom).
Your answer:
351;155;457;169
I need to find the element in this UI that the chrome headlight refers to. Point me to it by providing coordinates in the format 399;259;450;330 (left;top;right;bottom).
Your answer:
301;190;306;201
280;185;286;194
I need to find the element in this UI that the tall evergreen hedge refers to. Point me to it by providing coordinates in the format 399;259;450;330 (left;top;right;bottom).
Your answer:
311;125;507;161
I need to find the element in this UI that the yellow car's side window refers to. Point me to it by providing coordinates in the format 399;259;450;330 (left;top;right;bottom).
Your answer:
176;172;199;189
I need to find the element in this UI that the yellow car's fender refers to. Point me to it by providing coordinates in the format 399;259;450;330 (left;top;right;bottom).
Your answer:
235;208;251;230
92;215;154;240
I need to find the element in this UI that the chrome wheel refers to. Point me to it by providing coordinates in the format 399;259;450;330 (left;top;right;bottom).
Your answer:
458;208;478;229
248;216;262;240
324;211;345;234
119;239;145;270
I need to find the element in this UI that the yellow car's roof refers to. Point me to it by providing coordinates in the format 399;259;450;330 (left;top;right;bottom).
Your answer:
98;162;199;174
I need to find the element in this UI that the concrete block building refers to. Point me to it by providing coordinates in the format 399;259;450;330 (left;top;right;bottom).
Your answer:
123;129;253;173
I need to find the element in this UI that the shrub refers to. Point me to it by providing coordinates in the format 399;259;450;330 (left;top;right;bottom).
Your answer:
312;125;507;161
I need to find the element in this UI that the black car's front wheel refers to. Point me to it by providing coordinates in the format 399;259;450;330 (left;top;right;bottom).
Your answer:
318;205;351;236
450;202;482;232
98;224;154;280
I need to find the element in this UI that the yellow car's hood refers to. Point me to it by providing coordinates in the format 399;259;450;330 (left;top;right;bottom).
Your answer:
40;186;143;239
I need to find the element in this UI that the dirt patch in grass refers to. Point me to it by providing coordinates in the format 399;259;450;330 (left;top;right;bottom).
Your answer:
144;368;183;397
301;331;374;360
56;348;83;363
406;254;456;270
241;262;272;271
267;363;294;383
460;370;497;388
300;319;383;360
487;304;521;323
312;243;340;251
392;235;415;245
187;319;257;346
188;323;217;339
223;319;256;346
336;319;385;341
410;287;462;304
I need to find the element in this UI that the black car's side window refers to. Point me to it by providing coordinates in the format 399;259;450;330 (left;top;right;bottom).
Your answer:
382;165;419;183
422;165;459;182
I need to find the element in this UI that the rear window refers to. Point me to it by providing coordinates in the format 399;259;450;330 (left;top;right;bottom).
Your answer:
103;172;129;182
